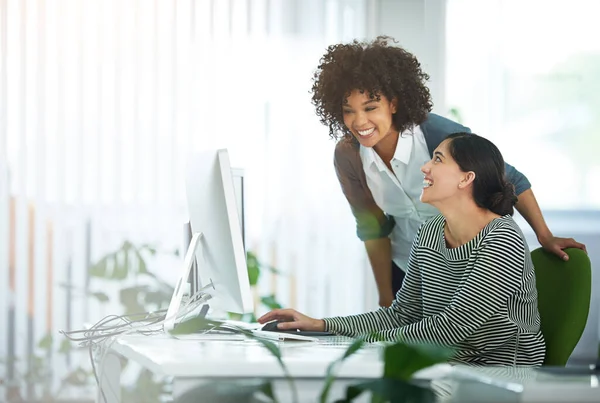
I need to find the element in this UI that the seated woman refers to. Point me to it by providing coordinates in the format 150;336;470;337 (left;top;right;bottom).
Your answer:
258;132;546;366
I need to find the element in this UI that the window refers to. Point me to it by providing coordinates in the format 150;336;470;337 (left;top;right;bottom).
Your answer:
446;0;600;209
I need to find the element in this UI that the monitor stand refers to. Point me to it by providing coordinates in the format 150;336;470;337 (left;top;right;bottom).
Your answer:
164;231;216;332
197;303;210;319
169;231;238;334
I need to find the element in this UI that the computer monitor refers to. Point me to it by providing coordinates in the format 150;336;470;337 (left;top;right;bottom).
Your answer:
165;148;253;330
183;167;246;302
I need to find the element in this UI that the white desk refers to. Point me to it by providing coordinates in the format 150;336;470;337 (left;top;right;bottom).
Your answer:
97;334;600;403
96;333;451;403
447;365;600;402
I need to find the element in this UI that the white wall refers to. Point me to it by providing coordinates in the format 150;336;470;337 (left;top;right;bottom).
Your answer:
0;160;8;377
367;0;447;115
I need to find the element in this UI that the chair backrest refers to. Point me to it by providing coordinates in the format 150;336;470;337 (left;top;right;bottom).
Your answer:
531;247;591;366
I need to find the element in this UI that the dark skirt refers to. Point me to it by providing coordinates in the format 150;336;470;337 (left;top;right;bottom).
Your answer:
392;260;406;297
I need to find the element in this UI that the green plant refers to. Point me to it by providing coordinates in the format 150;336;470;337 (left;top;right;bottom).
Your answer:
80;241;284;402
169;316;453;403
1;244;283;402
85;241;189;403
87;241;177;314
230;250;283;322
87;242;283;321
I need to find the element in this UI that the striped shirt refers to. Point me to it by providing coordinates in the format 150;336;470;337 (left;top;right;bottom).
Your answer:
324;214;546;366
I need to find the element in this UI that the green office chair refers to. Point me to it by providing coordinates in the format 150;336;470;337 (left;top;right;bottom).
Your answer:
531;247;591;366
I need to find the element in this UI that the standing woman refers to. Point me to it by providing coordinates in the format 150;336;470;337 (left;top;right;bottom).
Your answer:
310;36;586;307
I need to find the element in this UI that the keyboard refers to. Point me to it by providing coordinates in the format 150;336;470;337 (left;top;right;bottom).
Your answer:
173;319;350;343
174;333;246;341
251;329;319;342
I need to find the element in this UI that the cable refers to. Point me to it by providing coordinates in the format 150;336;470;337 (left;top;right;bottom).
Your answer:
95;294;212;403
63;288;212;403
89;344;107;403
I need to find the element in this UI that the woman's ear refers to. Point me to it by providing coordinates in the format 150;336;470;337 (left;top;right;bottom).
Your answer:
390;97;398;114
459;171;476;188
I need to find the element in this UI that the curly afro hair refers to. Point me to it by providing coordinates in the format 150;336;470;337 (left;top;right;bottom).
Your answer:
310;36;433;141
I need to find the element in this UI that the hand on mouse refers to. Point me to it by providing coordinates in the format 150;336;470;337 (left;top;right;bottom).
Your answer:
257;309;325;332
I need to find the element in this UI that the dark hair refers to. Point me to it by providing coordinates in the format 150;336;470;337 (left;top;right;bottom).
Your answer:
310;36;433;141
445;132;518;216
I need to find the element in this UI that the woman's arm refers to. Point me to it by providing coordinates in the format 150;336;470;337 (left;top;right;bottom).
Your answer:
515;189;587;260
324;231;424;337
333;143;394;240
364;238;395;307
334;142;397;304
353;224;526;344
503;161;586;259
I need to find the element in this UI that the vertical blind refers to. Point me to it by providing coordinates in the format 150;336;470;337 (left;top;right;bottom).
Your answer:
1;0;375;397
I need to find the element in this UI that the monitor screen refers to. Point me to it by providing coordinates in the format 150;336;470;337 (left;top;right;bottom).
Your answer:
182;149;253;315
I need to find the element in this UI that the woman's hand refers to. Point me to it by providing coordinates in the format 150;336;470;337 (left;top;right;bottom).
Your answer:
378;291;395;308
538;234;587;261
257;309;325;332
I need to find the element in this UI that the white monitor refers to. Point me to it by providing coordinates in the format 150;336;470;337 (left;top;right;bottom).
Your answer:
181;148;253;316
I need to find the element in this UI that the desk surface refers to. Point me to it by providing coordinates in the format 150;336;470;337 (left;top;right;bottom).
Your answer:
450;365;600;402
105;335;600;403
110;334;452;380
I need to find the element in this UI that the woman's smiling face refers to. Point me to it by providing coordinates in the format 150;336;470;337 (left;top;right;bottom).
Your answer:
342;90;398;148
420;139;474;206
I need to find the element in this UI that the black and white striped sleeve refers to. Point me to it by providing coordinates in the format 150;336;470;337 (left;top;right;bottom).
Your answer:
394;224;526;346
325;223;526;344
323;228;424;338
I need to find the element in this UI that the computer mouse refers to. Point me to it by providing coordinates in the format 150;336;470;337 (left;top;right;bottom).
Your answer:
261;320;297;333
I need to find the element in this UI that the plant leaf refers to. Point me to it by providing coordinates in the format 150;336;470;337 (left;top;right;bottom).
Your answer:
119;286;148;315
111;253;128;280
131;368;167;403
173;379;277;403
340;378;435;403
227;312;243;321
169;316;227;335
58;339;72;354
135;249;149;274
246;252;260;286
258;381;276;401
37;333;53;350
89;256;109;278
235;337;293;402
144;289;173;309
383;343;454;381
320;337;366;403
91;291;110;303
256;337;282;361
123;247;130;275
260;295;283;310
62;367;90;387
